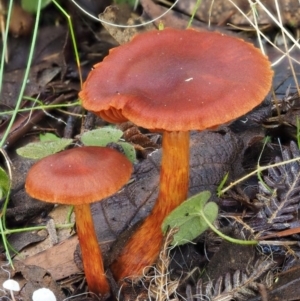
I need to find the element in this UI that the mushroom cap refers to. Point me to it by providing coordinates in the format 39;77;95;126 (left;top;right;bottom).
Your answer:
32;288;56;301
79;28;273;131
25;146;132;205
3;279;20;292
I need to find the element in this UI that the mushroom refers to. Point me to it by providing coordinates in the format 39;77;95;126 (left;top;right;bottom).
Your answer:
25;146;132;295
79;28;273;280
3;279;20;301
32;288;56;301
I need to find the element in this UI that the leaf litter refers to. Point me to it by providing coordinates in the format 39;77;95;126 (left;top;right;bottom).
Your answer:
2;1;300;300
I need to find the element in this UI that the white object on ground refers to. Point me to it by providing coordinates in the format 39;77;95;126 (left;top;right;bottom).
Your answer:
3;279;20;301
32;288;56;301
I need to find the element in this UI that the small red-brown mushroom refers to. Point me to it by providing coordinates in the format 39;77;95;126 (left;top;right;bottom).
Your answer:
25;146;132;295
79;28;273;280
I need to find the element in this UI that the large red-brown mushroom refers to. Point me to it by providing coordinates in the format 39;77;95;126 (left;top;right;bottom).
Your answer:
25;146;132;295
79;28;273;280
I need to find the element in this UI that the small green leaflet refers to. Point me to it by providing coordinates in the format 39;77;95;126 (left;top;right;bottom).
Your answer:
39;133;61;142
118;142;136;163
81;128;136;162
162;191;218;246
16;139;73;159
21;0;52;13
0;167;10;200
81;128;123;146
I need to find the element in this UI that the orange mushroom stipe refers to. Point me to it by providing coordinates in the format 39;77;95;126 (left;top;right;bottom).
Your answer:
79;28;274;281
25;147;132;295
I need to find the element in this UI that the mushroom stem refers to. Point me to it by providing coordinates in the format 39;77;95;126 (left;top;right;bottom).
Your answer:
111;131;190;280
74;204;110;295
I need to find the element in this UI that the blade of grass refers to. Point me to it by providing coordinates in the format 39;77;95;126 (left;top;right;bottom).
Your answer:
255;0;300;50
0;0;41;148
0;0;13;93
187;0;202;28
249;1;265;54
273;0;300;96
220;155;300;195
52;0;83;88
0;101;81;116
0;0;42;268
227;0;300;66
0;1;82;267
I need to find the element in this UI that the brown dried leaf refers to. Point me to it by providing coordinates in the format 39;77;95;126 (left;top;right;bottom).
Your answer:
118;121;159;157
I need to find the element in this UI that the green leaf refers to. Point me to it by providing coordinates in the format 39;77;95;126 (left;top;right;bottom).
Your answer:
39;133;60;142
162;191;218;246
16;139;73;159
81;128;123;147
21;0;52;13
81;127;137;162
0;167;10;199
118;142;136;163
